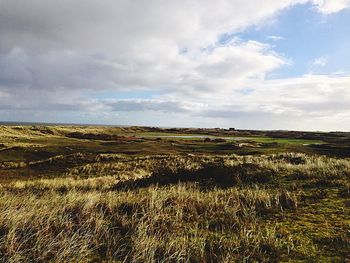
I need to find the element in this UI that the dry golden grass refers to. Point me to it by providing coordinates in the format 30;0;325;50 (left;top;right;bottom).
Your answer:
0;150;349;262
0;184;297;262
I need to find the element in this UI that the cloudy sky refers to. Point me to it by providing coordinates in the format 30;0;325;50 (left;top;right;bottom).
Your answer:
1;0;350;130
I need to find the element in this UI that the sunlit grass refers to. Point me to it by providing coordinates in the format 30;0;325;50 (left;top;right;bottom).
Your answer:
0;126;349;262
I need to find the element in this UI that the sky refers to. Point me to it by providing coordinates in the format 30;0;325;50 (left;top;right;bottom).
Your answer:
0;0;350;131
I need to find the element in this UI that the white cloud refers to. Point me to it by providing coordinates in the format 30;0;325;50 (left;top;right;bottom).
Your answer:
77;74;350;130
312;56;328;67
268;35;285;41
312;0;350;14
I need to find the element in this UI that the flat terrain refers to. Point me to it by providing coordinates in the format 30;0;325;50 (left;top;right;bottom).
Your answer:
0;125;349;262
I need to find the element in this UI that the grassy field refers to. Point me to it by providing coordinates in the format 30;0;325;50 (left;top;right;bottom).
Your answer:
0;125;349;262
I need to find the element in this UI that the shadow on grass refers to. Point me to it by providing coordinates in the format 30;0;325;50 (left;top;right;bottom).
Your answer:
113;162;276;191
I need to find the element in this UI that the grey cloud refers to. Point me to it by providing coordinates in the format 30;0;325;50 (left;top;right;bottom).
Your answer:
0;0;300;91
103;99;203;113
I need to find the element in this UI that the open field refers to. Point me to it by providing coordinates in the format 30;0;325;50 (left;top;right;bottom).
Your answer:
0;125;350;262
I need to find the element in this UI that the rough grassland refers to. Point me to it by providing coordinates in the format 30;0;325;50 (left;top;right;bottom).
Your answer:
0;126;349;262
0;153;349;262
